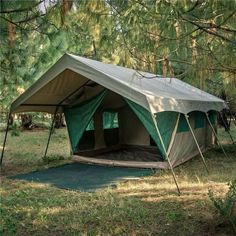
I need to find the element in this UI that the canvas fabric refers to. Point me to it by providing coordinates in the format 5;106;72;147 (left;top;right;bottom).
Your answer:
11;53;226;114
64;90;106;152
209;110;218;125
169;127;210;167
125;99;178;159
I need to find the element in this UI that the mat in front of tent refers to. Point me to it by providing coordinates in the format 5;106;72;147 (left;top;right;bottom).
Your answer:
9;163;153;192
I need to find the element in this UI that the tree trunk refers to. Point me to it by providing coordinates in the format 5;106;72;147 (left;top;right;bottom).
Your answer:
7;18;16;48
9;114;14;126
61;0;73;26
20;114;33;129
54;113;65;129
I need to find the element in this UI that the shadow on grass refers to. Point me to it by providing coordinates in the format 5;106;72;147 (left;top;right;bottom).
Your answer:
1;178;233;236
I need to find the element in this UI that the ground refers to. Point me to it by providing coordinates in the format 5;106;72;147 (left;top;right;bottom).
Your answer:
0;126;236;235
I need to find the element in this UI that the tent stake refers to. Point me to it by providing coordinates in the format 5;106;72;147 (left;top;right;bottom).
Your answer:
151;113;181;195
184;114;209;173
205;113;230;159
43;107;58;163
219;112;235;145
0;112;11;165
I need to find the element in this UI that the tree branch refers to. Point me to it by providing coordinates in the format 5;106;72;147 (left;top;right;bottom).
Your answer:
181;15;236;45
0;0;45;14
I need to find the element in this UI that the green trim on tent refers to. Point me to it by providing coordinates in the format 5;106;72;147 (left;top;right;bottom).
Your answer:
209;111;218;125
177;114;189;133
125;99;178;159
194;112;205;129
64;90;106;152
156;111;179;153
86;119;95;131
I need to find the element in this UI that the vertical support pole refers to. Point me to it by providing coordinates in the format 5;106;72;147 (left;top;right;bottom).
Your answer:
0;112;11;165
219;112;235;145
43;107;58;163
151;113;181;195
184;114;209;173
205;113;230;159
167;113;180;155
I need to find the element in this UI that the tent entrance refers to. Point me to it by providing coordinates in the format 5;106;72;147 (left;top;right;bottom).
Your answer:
64;90;166;166
73;145;166;169
75;145;162;162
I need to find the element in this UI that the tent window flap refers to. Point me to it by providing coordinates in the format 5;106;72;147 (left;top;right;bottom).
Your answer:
125;99;178;159
64;90;107;152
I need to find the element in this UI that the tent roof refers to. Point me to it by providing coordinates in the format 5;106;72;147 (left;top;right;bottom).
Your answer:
11;53;226;114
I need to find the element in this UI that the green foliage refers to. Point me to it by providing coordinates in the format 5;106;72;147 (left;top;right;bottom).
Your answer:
209;179;236;232
0;126;235;235
0;0;236;114
10;122;20;137
166;211;183;222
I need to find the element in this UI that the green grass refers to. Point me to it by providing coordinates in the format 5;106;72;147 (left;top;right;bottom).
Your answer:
0;126;236;235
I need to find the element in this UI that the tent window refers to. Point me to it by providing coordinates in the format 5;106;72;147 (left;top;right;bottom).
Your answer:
194;112;205;129
85;118;94;131
177;114;189;133
103;112;119;129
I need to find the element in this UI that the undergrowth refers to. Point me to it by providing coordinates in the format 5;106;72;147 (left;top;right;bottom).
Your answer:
209;178;236;232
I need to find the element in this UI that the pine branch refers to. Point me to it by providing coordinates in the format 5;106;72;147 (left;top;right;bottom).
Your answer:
181;15;236;45
0;0;45;14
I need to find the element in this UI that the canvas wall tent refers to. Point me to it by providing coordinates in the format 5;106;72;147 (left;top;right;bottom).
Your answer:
1;53;228;192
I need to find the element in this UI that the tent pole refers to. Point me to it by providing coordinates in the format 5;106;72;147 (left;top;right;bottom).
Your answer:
0;112;11;165
43;107;59;163
205;113;230;159
151;113;181;195
167;113;180;155
184;114;209;173
219;112;235;145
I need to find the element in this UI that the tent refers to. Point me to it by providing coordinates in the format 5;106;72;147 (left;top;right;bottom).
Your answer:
1;53;228;193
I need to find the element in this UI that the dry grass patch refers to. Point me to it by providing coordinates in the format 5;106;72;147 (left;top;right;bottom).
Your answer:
0;126;236;235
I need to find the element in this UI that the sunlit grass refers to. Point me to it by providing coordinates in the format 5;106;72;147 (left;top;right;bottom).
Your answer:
0;125;236;235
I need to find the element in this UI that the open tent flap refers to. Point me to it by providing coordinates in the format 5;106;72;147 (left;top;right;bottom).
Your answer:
63;90;217;165
64;90;107;152
64;90;179;159
125;99;179;159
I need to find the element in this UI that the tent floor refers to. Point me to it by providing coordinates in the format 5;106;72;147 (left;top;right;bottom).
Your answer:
73;146;169;169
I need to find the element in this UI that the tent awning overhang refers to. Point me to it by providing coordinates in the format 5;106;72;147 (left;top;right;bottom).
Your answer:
10;53;227;114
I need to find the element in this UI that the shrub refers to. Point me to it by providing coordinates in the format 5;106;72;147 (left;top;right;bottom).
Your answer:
209;179;236;232
10;122;20;137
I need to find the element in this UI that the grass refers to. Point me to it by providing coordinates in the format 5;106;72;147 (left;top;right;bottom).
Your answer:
0;126;236;235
